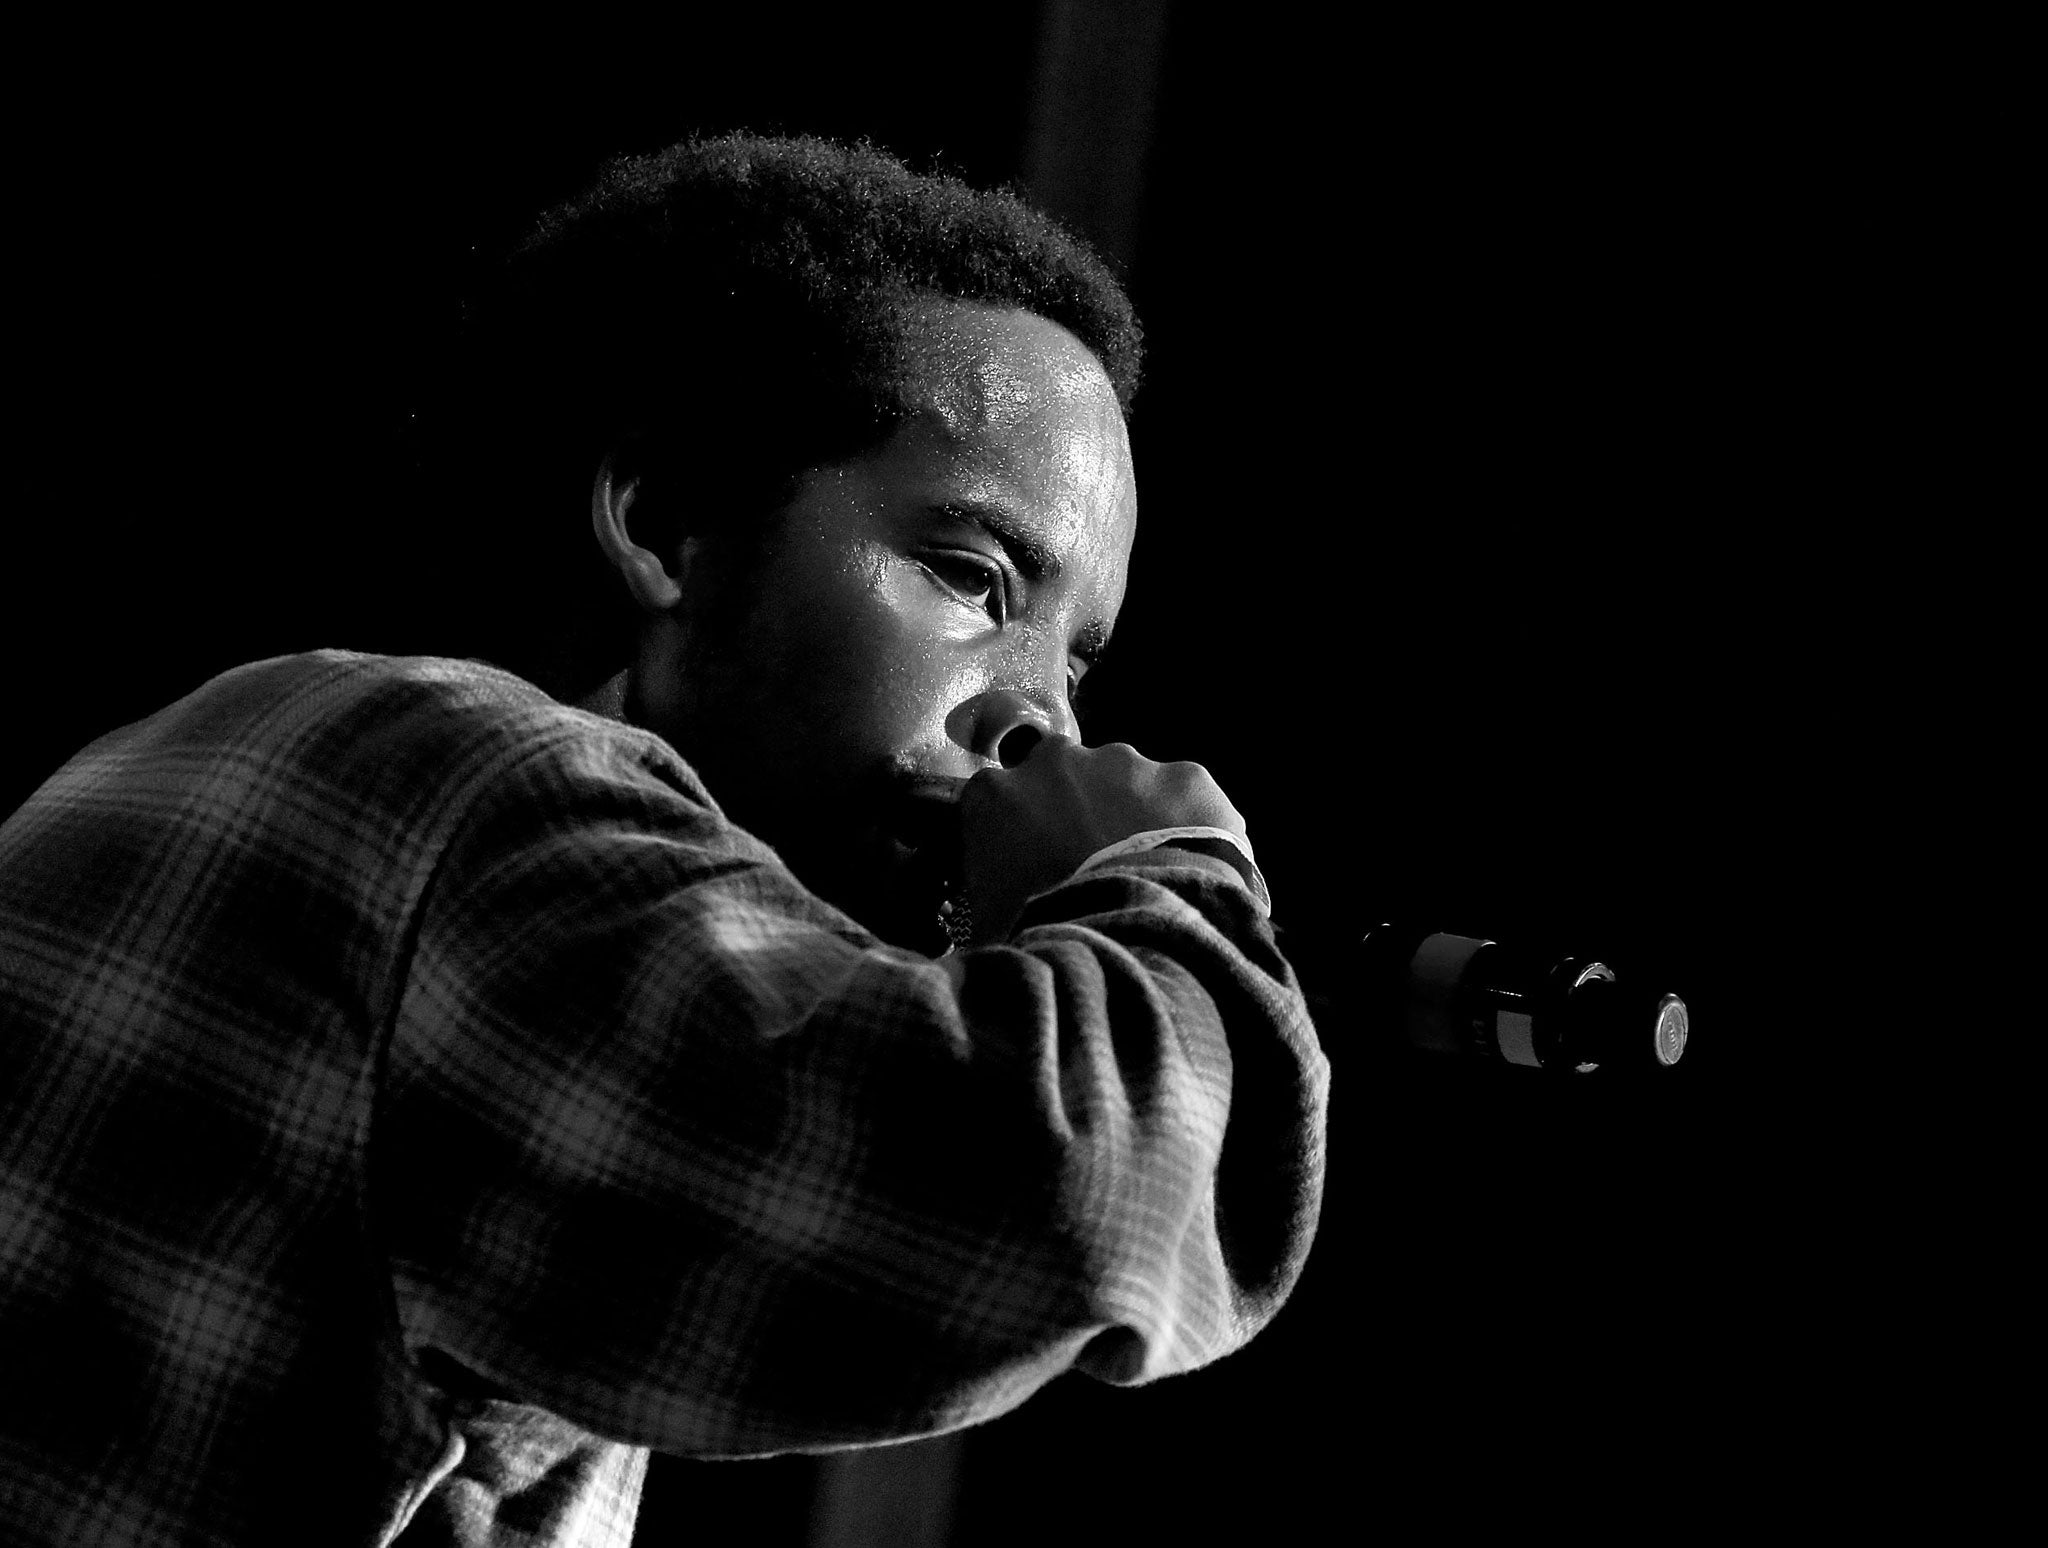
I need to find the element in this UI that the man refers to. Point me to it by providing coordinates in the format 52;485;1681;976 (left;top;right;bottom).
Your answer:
0;136;1327;1545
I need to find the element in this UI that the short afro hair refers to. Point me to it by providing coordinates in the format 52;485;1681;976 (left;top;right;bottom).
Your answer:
425;134;1143;699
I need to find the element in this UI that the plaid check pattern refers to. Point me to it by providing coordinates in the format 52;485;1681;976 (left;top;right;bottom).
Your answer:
0;652;1328;1546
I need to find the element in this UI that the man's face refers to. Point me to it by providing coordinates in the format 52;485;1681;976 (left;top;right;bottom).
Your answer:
639;302;1138;952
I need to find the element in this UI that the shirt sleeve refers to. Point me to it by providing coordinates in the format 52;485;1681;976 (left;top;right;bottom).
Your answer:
377;707;1329;1459
1076;825;1269;911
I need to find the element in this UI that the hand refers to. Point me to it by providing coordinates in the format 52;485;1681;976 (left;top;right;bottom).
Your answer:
956;735;1247;943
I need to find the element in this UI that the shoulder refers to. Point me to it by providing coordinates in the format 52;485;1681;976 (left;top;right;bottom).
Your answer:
16;651;715;859
183;650;580;740
136;650;674;778
242;651;723;824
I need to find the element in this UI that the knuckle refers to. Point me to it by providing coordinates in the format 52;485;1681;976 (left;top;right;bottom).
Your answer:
962;766;1007;808
1039;733;1084;762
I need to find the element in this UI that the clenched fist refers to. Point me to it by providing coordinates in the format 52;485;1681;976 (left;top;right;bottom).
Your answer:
955;735;1247;944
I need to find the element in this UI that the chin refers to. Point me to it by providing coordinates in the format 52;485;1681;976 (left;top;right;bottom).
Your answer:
784;835;954;959
806;884;951;958
854;863;959;958
875;908;956;958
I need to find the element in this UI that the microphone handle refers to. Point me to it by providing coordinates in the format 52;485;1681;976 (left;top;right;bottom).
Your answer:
1342;924;1689;1074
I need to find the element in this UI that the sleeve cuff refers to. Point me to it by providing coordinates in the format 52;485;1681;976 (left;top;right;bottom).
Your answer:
1075;826;1270;913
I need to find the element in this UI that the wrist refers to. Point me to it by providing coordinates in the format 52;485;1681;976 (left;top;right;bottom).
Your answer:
1076;825;1256;873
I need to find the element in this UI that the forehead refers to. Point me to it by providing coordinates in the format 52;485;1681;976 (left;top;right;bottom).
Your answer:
895;302;1123;437
888;301;1139;581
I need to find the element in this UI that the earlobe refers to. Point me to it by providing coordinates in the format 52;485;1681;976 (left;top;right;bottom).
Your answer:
591;447;686;612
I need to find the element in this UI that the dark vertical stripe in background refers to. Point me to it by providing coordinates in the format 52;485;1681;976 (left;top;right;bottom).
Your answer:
1022;0;1172;276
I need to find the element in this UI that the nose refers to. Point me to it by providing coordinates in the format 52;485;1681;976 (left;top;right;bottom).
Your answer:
948;688;1073;768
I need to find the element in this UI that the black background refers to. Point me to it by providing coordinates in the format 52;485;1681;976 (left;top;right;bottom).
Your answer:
7;10;1915;1541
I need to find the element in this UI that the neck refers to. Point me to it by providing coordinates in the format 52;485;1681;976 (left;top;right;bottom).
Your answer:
573;670;631;724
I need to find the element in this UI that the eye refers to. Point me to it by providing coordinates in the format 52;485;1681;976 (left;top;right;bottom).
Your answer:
923;551;1006;622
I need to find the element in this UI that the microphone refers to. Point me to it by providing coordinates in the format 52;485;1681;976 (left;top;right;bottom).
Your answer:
1350;923;1691;1075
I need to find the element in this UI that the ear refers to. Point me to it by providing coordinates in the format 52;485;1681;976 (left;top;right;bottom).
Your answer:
590;443;687;613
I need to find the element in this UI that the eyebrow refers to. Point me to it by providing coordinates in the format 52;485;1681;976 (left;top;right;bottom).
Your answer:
936;500;1061;584
934;500;1115;666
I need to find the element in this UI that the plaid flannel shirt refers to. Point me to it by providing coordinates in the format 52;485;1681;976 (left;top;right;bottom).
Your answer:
0;652;1328;1547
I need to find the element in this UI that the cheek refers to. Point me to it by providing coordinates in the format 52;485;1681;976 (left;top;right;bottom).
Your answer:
779;562;988;750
